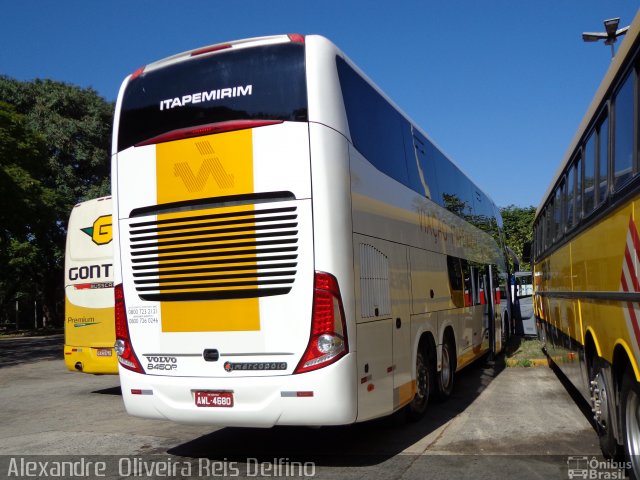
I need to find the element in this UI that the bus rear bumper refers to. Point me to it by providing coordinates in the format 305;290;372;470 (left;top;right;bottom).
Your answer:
118;354;357;427
64;345;119;374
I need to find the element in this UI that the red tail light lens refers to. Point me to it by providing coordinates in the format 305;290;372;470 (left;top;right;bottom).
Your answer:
130;66;145;80
135;120;283;147
288;34;305;44
114;284;145;374
294;272;348;374
191;44;232;57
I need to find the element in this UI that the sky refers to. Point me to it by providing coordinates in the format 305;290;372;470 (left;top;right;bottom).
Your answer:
2;0;639;209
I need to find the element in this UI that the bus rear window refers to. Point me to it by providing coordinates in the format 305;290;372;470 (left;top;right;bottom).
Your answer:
117;43;308;152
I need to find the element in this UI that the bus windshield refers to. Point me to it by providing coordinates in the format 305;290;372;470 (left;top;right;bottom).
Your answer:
117;43;308;152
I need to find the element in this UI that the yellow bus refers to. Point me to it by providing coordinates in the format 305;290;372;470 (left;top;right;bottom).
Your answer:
533;10;640;473
64;196;117;374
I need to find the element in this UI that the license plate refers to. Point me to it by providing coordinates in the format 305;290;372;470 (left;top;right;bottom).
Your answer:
194;391;234;408
96;348;112;357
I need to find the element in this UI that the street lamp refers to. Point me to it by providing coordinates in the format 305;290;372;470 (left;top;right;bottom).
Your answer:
582;17;630;59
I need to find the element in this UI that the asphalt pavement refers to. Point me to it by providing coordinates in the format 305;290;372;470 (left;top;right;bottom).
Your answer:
0;335;605;479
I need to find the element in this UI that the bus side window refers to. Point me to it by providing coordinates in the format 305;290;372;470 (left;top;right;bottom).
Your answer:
584;131;596;214
447;256;464;308
554;185;563;241
597;114;609;205
613;70;635;190
576;153;583;221
566;162;576;230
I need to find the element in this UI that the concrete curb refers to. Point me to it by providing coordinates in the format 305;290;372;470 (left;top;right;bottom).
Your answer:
505;358;545;368
505;355;564;368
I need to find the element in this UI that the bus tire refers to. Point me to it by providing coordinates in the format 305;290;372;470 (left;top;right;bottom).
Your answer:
436;334;455;400
590;356;620;459
622;368;640;478
406;348;431;421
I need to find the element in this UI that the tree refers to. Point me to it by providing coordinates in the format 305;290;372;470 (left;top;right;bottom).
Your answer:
0;77;113;202
0;102;57;325
500;204;536;271
0;77;113;327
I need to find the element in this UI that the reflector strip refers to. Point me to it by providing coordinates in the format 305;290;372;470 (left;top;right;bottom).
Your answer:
280;391;314;397
620;216;640;356
130;389;153;395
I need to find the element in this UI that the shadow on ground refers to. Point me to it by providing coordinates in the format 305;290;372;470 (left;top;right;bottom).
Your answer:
0;334;63;368
167;354;506;467
92;386;122;396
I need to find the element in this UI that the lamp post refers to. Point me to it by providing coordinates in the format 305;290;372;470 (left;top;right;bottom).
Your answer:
582;17;630;59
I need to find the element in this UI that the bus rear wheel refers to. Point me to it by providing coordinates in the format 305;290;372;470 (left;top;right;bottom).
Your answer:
406;349;431;421
436;335;455;400
589;356;620;459
622;369;640;479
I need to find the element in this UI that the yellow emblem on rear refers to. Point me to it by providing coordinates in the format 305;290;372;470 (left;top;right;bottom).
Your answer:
81;215;112;245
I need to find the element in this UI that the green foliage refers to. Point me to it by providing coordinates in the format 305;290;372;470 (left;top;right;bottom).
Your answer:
510;358;533;368
0;77;113;203
0;77;113;327
0;103;54;317
500;204;536;271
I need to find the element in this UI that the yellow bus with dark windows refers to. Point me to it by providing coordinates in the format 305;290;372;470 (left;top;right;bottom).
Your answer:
533;10;640;475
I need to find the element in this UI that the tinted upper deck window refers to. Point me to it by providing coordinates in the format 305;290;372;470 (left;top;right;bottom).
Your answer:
117;43;307;152
336;56;409;185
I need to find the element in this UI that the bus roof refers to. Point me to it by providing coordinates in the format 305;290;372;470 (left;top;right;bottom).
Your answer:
133;35;298;76
115;33;500;216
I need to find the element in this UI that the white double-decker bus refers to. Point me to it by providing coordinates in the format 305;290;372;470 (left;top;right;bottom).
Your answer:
112;34;509;426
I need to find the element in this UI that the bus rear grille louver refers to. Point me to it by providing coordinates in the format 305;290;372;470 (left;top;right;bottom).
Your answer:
129;206;298;301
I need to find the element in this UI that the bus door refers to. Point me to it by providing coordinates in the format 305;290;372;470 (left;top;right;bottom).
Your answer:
483;265;499;354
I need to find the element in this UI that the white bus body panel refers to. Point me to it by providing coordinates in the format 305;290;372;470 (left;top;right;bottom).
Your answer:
119;354;357;427
114;119;360;426
65;197;114;310
115;123;315;379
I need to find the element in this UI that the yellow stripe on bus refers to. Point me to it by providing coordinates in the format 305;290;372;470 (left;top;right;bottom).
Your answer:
155;130;260;333
394;380;417;408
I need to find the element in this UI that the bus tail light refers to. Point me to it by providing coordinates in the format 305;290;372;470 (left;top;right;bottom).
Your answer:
191;44;232;57
294;272;348;374
114;284;145;374
288;34;305;43
135;120;283;147
130;66;145;80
